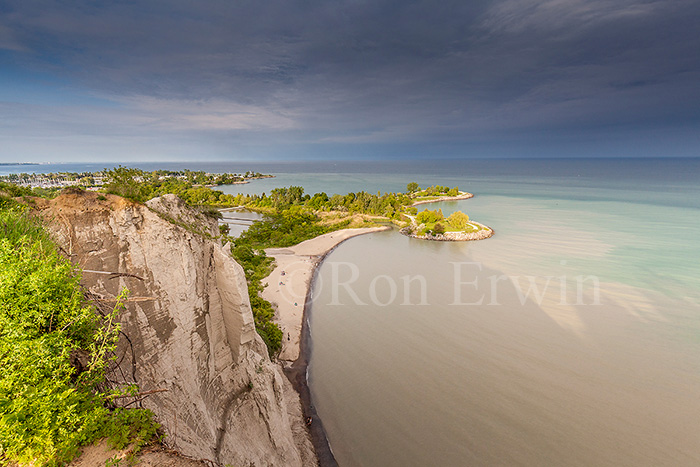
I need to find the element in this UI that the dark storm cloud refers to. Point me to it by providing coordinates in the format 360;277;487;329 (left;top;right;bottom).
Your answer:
1;0;699;160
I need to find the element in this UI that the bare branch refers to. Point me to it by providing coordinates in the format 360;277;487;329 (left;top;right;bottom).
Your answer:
82;269;145;281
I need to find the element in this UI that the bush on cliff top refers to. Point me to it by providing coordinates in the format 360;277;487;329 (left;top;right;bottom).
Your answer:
0;203;157;466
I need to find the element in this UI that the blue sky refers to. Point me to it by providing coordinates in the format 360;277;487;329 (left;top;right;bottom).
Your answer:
1;0;699;162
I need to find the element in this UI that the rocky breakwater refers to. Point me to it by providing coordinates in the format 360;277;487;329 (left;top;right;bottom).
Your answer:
35;191;316;466
400;221;494;241
410;191;474;206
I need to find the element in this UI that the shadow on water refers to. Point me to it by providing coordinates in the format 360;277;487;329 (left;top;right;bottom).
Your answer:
307;230;700;467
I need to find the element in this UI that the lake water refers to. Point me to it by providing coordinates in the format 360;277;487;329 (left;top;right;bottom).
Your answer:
256;159;700;466
6;158;700;465
218;208;263;238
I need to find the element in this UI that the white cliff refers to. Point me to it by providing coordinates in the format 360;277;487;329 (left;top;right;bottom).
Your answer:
37;191;316;466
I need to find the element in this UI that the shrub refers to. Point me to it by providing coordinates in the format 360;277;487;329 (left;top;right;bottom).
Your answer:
447;211;470;230
103;166;152;203
416;209;444;225
0;206;157;466
231;244;282;356
0;181;33;198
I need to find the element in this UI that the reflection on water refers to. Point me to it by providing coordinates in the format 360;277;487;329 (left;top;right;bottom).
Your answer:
308;192;700;467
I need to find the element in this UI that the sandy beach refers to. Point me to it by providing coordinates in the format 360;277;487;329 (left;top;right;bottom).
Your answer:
262;226;390;362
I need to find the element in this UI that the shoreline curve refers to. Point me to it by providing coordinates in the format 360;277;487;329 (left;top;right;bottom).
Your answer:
262;226;391;466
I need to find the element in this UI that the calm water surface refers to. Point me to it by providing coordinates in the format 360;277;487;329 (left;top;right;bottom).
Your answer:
300;161;700;466
7;159;700;465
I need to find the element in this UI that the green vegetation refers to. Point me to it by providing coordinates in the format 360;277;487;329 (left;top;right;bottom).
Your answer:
0;181;33;198
4;170;476;358
230;244;281;355
104;166;153;203
415;184;460;198
0;180;56;200
241;184;464;223
235;207;332;249
229;207;337;356
245;185;411;220
414;208;445;235
446;210;470;230
416;208;444;225
103;166;243;206
0;200;157;466
96;169;466;230
413;208;476;236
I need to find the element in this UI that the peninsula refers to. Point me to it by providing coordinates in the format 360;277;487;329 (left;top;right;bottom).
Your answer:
0;170;492;466
235;182;493;243
252;184;494;354
400;205;494;241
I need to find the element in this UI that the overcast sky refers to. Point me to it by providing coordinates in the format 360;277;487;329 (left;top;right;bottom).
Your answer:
1;0;699;162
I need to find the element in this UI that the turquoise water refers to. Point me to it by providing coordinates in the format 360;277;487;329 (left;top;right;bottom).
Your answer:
248;160;700;466
6;158;700;464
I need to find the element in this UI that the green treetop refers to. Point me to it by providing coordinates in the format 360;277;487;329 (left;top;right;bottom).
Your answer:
447;210;470;230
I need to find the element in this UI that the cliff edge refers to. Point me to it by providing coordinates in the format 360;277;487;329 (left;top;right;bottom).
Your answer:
35;191;316;466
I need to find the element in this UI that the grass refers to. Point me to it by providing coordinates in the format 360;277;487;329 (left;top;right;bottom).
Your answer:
415;220;483;236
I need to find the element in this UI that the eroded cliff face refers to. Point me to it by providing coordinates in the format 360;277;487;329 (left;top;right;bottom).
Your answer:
36;191;316;466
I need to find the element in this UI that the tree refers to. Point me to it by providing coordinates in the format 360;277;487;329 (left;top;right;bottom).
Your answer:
447;211;470;230
416;209;443;224
406;182;419;194
432;222;445;235
103;166;151;202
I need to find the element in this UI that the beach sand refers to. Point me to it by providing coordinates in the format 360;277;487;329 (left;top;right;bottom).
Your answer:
262;226;390;362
